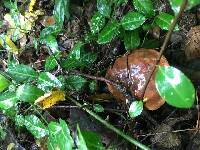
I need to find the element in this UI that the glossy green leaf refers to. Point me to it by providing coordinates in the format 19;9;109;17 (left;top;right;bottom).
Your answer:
0;92;18;109
97;20;120;44
24;115;48;139
7;63;38;83
62;42;97;70
15;115;25;127
47;119;73;150
124;30;140;50
155;13;178;31
53;0;70;25
82;131;104;150
129;100;143;118
45;52;60;71
0;74;10;92
155;66;195;108
77;125;88;150
38;72;62;91
187;0;200;10
40;35;59;53
133;0;155;17
169;0;182;14
65;75;87;92
90;12;106;34
121;12;146;30
93;104;104;113
16;84;44;103
97;0;111;17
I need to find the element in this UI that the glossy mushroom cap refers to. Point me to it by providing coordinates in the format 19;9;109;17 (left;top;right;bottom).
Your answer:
106;49;169;110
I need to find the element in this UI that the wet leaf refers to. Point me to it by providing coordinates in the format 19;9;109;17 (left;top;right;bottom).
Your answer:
35;90;65;109
82;131;104;150
133;0;155;17
45;52;60;71
0;92;18;110
155;66;195;108
41;35;59;53
121;12;146;30
97;0;111;17
124;30;140;50
129;100;143;118
90;12;106;34
97;20;120;44
16;84;44;103
7;63;38;83
187;0;200;9
15;115;25;127
0;74;10;92
62;42;97;70
38;72;62;91
47;119;73;150
93;104;104;113
24;115;48;139
77;125;88;150
169;0;182;14
66;75;87;92
155;13;178;31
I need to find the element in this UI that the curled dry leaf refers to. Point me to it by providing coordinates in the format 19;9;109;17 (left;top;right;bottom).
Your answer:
184;25;200;60
106;49;169;110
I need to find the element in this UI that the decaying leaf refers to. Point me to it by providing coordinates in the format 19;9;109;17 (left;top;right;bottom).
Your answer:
0;35;19;54
106;49;169;110
35;90;65;109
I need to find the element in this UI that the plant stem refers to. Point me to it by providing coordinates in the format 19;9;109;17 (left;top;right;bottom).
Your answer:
66;95;150;150
141;0;188;98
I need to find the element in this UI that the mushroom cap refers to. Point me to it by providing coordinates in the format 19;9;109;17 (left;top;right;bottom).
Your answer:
184;25;200;60
106;49;169;110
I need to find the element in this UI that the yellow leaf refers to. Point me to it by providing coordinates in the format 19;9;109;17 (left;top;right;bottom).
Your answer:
35;90;65;109
29;0;36;12
5;36;19;54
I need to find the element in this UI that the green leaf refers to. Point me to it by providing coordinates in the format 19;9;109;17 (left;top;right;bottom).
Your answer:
121;12;146;30
133;0;155;17
155;66;195;108
155;13;178;31
38;72;62;91
0;92;18;109
113;0;128;7
65;75;87;92
142;39;160;49
93;104;104;113
97;0;111;17
40;35;59;53
16;84;44;103
0;74;10;92
24;115;48;139
15;114;25;127
62;42;97;70
47;119;73;150
97;20;120;44
169;0;182;15
77;125;88;150
187;0;200;10
7;63;38;83
90;12;106;34
129;100;143;118
54;0;70;25
82;131;104;150
89;81;97;93
124;30;140;50
45;52;60;71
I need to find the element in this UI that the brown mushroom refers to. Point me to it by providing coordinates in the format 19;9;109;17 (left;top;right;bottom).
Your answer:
184;25;200;60
106;49;169;110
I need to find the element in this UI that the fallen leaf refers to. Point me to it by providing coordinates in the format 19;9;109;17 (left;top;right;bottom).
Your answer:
34;90;65;109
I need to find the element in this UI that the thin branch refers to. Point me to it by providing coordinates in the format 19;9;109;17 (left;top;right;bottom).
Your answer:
66;95;150;150
141;0;188;98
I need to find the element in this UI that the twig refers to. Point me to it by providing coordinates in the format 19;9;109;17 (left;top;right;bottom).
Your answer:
66;95;150;150
141;0;188;98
